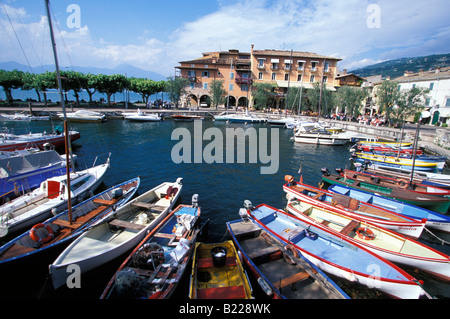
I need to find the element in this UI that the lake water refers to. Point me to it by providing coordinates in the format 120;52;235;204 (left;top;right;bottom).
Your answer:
1;118;449;300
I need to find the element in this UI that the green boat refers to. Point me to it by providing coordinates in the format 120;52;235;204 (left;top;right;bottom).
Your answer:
321;169;450;214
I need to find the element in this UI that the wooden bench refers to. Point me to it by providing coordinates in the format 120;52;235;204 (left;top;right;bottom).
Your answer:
340;220;360;236
196;257;237;269
196;285;247;299
109;219;146;231
132;202;166;212
272;271;310;290
93;198;116;205
247;245;280;260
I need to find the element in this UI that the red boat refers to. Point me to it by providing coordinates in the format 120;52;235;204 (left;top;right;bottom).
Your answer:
0;130;80;151
355;144;423;155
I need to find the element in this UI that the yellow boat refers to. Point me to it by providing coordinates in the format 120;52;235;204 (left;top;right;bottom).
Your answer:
355;152;438;171
189;240;253;299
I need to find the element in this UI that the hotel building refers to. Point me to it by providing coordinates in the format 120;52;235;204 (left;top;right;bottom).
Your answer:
175;45;341;110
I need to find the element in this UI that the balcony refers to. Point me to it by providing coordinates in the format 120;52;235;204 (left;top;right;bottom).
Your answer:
235;76;252;84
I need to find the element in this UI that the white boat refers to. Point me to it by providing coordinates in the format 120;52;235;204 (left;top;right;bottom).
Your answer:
286;199;450;281
0;113;50;121
267;116;300;127
123;109;161;122
59;110;106;123
0;155;111;237
293;122;351;145
214;111;266;123
49;178;183;290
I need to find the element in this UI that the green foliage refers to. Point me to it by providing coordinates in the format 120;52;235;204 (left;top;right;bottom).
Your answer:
210;80;226;109
0;69;24;103
335;85;369;117
164;76;189;108
252;82;277;110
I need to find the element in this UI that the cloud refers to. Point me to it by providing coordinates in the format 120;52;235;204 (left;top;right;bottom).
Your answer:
1;0;449;77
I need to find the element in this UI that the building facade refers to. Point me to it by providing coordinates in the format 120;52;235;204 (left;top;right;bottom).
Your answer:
175;45;341;110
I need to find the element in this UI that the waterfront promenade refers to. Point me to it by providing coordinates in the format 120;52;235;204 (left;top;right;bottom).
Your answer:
1;103;450;161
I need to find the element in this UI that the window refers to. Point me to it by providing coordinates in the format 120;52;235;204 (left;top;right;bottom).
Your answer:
190;83;195;89
284;73;289;81
271;73;276;81
323;76;328;83
271;63;279;70
446;98;450;107
242;84;248;92
311;61;318;71
297;74;302;82
257;59;265;68
297;61;305;71
202;71;209;78
230;72;234;79
258;72;263;80
203;83;208;90
310;75;315;82
430;83;434;90
425;98;430;106
229;84;234;91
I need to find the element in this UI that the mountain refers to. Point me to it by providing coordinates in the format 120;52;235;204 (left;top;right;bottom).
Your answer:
0;61;166;81
350;53;450;79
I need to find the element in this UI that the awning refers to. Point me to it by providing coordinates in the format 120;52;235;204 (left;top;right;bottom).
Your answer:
421;110;431;118
271;59;279;63
284;59;293;64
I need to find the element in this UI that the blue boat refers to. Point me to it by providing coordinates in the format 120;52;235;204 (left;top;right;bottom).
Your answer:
328;184;450;234
0;177;140;266
227;219;350;299
240;201;425;299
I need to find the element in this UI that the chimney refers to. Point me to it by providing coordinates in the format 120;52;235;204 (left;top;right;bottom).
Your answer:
251;44;254;54
435;67;441;74
343;69;348;75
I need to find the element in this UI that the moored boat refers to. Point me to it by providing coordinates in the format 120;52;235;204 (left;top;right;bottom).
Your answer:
293;122;351;145
227;219;349;299
0;130;80;152
189;240;253;299
241;201;426;299
100;195;203;299
283;176;426;238
0;156;110;237
49;178;183;290
172;114;203;121
321;168;450;213
353;152;439;172
328;184;450;234
59;110;106;123
286;198;450;281
0;177;140;266
123;109;162;122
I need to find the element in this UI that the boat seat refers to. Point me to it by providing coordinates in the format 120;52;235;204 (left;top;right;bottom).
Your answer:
109;219;146;231
196;285;247;299
340;220;360;236
196;257;237;269
247;245;280;260
272;271;310;290
93;198;116;205
131;202;166;212
52;219;80;229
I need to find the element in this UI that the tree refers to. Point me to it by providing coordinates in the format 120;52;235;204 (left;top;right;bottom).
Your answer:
335;86;369;118
376;80;400;124
252;82;277;110
390;86;429;124
95;74;129;105
22;72;42;102
165;76;189;108
210;80;226;109
60;70;85;107
129;78;160;105
34;72;57;106
0;69;24;104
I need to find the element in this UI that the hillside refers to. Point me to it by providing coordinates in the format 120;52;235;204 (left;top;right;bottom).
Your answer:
351;53;450;79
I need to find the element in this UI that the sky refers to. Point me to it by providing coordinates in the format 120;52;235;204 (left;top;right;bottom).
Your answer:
1;0;449;78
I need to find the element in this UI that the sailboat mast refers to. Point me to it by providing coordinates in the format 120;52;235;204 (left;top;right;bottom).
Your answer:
44;0;73;223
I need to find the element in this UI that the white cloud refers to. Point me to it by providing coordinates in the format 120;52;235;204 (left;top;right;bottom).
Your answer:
1;0;449;77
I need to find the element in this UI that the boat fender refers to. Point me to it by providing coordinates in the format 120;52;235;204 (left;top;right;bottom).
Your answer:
257;277;274;297
29;223;54;243
284;175;294;185
283;245;298;265
306;230;318;240
396;179;409;189
356;227;376;240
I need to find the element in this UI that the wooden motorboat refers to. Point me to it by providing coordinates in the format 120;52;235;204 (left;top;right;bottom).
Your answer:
286;198;450;281
189;240;253;299
352;142;422;155
328;184;450;234
0;156;110;237
353;152;438;172
338;169;450;197
0;177;140;265
58;110;106;123
321;169;450;213
49;178;183;290
241;201;426;299
100;199;203;299
293;122;351;145
123;109;162;122
227;219;349;299
283;176;426;238
0;130;80;152
172;114;203;121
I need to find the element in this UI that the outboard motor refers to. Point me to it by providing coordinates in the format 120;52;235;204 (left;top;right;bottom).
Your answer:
243;200;253;211
335;168;344;175
191;194;199;207
320;167;330;176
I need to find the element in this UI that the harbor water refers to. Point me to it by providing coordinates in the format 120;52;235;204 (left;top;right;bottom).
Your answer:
1;117;449;300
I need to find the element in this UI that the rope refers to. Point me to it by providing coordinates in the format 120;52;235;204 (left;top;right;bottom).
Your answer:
423;227;450;245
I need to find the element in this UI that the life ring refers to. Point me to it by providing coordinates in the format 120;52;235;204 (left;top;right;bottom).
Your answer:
283;245;299;264
396;179;408;189
29;223;54;243
356;227;376;240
